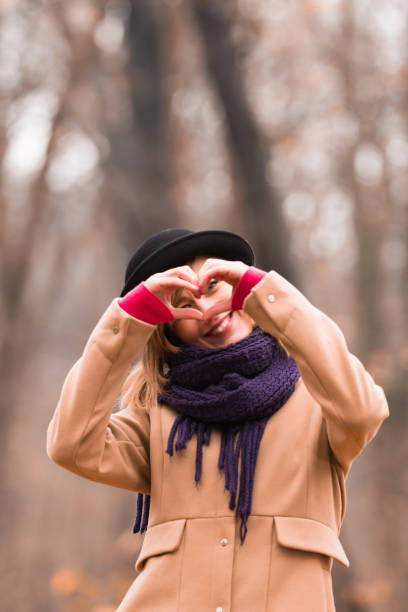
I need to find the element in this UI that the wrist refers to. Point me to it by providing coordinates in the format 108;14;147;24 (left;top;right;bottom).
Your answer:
231;266;267;311
118;283;174;324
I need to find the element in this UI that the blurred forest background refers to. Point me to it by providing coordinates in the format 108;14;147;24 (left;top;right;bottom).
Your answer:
0;0;407;610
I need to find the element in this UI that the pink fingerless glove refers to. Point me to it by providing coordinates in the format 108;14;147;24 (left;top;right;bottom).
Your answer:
231;266;267;311
118;283;174;325
118;266;267;325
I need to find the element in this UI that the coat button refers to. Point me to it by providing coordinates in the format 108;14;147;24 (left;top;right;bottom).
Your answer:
216;608;223;612
267;294;276;303
113;326;119;334
220;538;228;546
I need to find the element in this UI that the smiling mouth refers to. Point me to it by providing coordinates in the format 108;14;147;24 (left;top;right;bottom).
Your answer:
205;312;233;337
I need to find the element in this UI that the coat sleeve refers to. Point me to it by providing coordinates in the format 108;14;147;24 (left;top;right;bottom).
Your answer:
46;298;156;494
243;271;389;475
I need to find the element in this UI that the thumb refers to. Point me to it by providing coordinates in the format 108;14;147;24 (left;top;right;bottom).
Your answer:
202;298;231;321
172;307;204;320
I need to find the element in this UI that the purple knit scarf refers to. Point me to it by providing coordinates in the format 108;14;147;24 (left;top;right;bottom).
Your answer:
133;326;300;545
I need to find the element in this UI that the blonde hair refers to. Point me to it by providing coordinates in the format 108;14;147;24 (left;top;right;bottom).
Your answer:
118;321;181;411
119;286;256;412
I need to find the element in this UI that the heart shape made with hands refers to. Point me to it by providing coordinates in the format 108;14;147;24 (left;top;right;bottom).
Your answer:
172;284;231;322
200;297;231;322
175;280;233;323
181;258;248;321
158;258;248;323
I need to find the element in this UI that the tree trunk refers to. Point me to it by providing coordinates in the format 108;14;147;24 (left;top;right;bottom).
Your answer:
190;0;297;283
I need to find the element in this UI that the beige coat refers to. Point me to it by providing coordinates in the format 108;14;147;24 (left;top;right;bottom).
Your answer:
47;271;389;612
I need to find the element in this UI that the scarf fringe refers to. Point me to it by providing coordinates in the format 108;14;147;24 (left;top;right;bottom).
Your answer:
132;327;300;545
132;492;150;534
133;416;269;545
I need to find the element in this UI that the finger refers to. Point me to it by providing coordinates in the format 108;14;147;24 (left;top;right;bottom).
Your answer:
196;259;222;279
172;307;203;320
165;266;198;284
197;260;226;284
202;298;231;321
200;262;245;293
158;278;200;295
198;265;231;293
163;266;200;288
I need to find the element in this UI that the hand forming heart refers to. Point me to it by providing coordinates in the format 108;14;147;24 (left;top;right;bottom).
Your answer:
196;258;249;321
143;258;249;322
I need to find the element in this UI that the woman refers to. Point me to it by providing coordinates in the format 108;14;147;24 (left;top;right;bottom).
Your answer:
47;228;389;611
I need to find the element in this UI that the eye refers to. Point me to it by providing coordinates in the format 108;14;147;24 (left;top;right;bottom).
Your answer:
208;279;218;291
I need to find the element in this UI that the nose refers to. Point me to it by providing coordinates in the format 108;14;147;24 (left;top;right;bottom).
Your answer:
194;293;214;312
190;290;222;318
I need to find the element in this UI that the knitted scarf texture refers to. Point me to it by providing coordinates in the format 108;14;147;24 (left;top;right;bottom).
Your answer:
133;325;300;545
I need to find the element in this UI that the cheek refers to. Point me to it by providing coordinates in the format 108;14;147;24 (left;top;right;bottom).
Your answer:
236;311;255;331
172;319;199;341
221;284;233;299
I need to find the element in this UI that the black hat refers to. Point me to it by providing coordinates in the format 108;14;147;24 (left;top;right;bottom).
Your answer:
120;228;255;297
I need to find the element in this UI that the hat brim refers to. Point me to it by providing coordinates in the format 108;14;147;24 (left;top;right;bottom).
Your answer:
120;230;254;297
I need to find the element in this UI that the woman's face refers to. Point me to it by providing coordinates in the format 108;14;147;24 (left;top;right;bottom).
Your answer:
169;256;254;348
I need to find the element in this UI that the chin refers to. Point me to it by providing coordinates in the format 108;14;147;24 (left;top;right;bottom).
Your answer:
232;330;251;343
